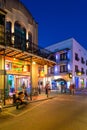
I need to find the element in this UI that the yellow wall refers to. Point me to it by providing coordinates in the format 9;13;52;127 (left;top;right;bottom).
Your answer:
0;56;4;89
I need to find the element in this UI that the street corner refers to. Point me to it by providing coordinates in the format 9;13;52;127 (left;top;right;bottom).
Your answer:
0;108;14;122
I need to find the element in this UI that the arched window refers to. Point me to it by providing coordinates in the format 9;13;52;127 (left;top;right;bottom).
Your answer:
14;22;26;50
6;21;12;45
0;14;5;44
28;32;32;43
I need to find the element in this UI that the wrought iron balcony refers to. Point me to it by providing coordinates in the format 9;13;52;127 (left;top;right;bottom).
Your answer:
57;58;70;64
0;32;56;62
47;66;71;76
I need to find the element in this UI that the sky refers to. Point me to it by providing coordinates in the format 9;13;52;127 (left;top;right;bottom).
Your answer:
21;0;87;49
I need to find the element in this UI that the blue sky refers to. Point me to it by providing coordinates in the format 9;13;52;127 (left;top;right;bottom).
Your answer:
21;0;87;49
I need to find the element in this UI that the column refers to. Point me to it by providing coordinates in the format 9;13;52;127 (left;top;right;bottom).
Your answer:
32;62;38;89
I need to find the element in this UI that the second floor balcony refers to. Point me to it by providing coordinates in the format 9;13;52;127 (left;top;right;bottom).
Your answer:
0;32;56;63
56;58;70;65
47;67;72;76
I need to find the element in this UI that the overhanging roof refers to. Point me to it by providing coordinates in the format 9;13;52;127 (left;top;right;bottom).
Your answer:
0;44;56;66
0;8;7;15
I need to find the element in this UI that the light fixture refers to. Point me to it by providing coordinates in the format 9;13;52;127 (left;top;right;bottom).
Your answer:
14;58;16;60
32;61;36;64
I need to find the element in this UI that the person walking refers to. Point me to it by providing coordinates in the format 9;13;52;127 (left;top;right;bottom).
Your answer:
72;83;75;95
70;83;75;95
45;83;50;97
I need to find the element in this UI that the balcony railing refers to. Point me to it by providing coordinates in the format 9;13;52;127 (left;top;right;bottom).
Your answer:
47;67;71;76
0;32;56;62
57;58;70;64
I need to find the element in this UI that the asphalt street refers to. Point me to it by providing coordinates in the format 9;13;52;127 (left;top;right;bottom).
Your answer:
0;94;87;130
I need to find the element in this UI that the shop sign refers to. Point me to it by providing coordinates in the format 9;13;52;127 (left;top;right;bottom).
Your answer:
12;63;23;72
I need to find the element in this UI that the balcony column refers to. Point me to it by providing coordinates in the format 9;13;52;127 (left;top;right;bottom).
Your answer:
26;30;28;40
44;65;48;86
11;21;15;44
32;62;38;89
30;57;38;100
0;56;5;90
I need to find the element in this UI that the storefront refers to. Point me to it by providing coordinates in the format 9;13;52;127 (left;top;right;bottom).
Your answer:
5;58;31;96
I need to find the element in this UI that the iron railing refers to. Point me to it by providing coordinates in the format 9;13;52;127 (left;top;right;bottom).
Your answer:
0;32;56;62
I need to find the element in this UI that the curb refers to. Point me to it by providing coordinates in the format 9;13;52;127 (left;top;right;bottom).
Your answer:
3;96;57;109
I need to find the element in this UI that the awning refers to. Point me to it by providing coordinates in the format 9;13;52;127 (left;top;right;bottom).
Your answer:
0;44;56;66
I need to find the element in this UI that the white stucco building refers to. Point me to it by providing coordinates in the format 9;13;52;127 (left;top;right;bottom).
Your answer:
46;38;87;89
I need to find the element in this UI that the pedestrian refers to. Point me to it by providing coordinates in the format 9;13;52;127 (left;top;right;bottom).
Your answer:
70;83;75;95
45;83;50;97
24;89;29;100
72;83;75;95
61;84;63;93
70;83;72;94
38;82;42;94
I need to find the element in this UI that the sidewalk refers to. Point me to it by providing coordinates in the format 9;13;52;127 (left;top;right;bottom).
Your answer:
3;90;58;109
0;92;57;119
3;88;86;109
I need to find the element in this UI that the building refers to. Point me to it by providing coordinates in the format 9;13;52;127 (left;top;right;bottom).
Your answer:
46;38;87;90
0;0;55;102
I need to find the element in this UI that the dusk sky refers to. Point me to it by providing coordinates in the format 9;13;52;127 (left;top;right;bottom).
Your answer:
21;0;87;49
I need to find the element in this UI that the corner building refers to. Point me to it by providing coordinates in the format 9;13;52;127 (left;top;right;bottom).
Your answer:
46;38;87;90
0;0;55;100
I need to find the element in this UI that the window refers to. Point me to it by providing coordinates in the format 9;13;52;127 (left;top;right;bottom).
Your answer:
81;57;85;64
6;21;12;45
86;60;87;66
14;22;26;50
86;70;87;75
75;53;79;61
81;68;85;74
51;67;54;74
28;33;32;43
0;14;5;43
60;65;67;73
0;15;5;25
60;52;67;61
75;65;78;72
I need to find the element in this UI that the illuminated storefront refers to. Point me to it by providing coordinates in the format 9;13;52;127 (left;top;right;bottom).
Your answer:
5;58;31;95
0;1;56;105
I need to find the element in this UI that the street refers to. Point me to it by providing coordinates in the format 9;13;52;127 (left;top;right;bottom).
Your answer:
0;94;87;130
